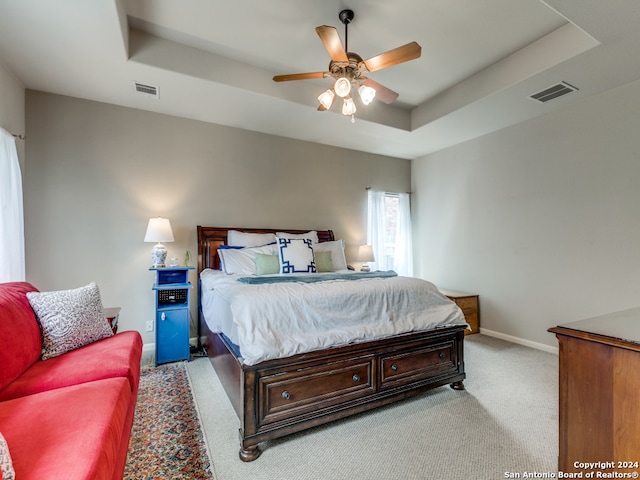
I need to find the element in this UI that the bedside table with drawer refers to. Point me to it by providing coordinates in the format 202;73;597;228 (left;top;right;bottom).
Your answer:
439;290;480;335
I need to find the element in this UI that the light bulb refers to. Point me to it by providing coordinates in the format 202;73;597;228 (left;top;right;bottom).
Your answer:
317;89;335;110
334;77;351;98
342;97;357;116
358;85;376;105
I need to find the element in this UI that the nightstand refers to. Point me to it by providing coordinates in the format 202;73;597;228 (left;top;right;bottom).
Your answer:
440;289;480;335
150;267;194;365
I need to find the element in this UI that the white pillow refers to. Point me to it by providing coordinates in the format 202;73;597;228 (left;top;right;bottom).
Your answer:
313;240;348;271
276;231;319;244
218;244;278;275
26;282;114;360
278;238;316;274
0;433;14;480
227;230;276;247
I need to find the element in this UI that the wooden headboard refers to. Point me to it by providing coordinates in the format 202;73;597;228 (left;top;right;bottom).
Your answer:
196;226;335;274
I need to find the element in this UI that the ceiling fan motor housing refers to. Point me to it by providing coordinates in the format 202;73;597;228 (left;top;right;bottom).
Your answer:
329;52;367;82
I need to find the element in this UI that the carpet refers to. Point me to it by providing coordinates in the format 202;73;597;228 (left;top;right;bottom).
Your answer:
187;334;558;480
124;362;215;480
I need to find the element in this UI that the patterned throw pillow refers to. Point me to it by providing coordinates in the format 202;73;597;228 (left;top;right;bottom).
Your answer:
0;432;15;480
277;238;316;274
27;282;114;360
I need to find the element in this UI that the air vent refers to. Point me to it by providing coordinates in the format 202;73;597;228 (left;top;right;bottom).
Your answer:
133;82;159;99
529;82;578;103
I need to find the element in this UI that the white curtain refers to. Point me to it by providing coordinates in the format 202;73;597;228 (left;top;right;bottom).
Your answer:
367;190;413;276
395;192;413;277
367;190;387;272
0;127;25;282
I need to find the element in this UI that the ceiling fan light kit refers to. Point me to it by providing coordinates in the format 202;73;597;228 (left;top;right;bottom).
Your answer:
273;9;421;122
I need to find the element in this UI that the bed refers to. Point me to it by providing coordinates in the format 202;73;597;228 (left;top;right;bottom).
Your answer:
197;226;467;461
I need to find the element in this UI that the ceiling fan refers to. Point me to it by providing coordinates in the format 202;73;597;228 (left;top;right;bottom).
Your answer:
273;9;421;121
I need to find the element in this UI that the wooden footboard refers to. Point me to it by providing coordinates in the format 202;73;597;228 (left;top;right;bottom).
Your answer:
206;324;466;461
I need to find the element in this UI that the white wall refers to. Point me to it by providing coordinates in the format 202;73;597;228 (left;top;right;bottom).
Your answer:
24;90;411;345
412;78;640;350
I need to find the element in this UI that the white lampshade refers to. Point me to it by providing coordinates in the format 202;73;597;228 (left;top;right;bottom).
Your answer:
357;245;375;263
334;77;351;98
318;89;335;110
342;97;357;116
358;85;376;105
144;217;174;267
144;217;174;242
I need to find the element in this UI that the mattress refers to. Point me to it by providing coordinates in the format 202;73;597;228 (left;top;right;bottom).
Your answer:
200;269;468;365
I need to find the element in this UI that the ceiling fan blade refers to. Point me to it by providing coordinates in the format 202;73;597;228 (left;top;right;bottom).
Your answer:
273;72;328;82
363;41;421;73
315;26;348;63
363;78;399;104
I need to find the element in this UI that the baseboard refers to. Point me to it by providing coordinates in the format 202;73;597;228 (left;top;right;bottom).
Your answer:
142;337;202;354
479;328;559;355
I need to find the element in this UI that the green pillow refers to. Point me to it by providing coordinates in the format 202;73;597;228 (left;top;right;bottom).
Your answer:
255;253;280;275
314;251;334;273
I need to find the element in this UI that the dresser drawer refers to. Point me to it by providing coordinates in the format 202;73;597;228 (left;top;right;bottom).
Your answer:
257;357;375;426
379;341;458;390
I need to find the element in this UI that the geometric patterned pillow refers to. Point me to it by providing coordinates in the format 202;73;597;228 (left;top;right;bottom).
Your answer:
277;237;316;274
26;282;114;360
0;432;15;480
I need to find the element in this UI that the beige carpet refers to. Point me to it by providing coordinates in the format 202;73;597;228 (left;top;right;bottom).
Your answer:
186;334;558;480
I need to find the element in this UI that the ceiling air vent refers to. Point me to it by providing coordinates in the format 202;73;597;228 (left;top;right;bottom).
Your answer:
529;81;578;103
133;82;159;99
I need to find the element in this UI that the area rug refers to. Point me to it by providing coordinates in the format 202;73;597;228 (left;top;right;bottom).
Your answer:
124;361;215;479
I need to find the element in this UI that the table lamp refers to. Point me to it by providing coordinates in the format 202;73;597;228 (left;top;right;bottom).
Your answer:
357;245;375;272
144;217;174;267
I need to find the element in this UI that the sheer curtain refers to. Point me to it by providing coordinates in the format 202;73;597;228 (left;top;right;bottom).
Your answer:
395;192;413;277
367;190;413;276
0;127;25;282
367;190;387;272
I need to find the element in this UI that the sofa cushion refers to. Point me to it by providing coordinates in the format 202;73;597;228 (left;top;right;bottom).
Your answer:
0;377;131;480
0;331;143;402
26;282;114;360
0;282;42;391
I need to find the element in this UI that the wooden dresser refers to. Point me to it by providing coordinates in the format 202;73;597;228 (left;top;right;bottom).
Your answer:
549;308;640;475
440;290;479;335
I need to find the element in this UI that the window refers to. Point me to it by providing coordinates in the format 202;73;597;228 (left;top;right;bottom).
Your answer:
0;128;25;282
367;190;413;276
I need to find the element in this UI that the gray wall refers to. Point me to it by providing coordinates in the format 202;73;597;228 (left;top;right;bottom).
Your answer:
412;78;640;351
0;61;25;169
24;90;411;346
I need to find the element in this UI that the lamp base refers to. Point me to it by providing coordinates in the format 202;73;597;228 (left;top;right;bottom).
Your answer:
151;243;167;268
360;264;370;272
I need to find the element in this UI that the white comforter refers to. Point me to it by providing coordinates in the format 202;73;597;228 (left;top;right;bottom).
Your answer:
200;269;468;365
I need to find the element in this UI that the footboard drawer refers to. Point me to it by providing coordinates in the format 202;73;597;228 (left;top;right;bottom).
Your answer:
379;340;458;390
257;357;375;426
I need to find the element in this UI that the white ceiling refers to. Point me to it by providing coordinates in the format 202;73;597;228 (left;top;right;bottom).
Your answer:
0;0;639;159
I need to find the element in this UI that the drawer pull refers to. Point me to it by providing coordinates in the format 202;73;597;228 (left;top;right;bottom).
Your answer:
352;374;360;382
161;312;165;321
439;352;446;360
391;364;398;371
281;391;290;400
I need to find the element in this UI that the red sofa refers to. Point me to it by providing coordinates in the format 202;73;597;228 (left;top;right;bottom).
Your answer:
0;282;143;480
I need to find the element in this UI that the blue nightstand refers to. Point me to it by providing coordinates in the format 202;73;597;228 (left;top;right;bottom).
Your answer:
150;267;194;365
